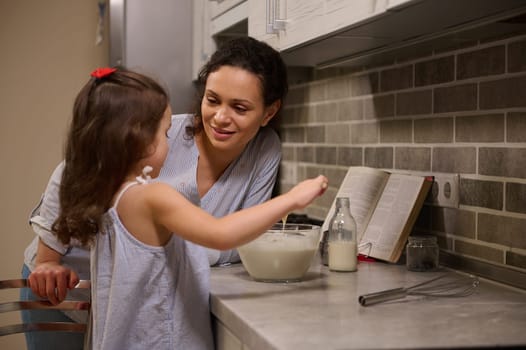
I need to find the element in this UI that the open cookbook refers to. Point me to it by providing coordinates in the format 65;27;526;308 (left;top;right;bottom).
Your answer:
322;166;432;263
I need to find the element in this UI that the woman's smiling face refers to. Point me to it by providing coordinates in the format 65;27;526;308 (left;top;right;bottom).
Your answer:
200;65;279;154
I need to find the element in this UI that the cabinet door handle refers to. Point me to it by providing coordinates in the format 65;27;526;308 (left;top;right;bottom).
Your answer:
266;0;286;34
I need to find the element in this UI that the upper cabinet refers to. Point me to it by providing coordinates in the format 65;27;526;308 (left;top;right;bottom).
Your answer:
209;0;248;37
248;0;526;68
192;0;248;78
249;0;404;51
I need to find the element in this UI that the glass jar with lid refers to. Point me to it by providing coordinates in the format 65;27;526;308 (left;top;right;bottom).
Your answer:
405;235;439;271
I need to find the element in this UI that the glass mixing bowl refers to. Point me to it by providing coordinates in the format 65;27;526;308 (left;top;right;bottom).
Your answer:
238;223;321;282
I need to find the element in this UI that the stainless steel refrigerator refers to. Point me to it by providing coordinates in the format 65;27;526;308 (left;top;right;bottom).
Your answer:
109;0;194;113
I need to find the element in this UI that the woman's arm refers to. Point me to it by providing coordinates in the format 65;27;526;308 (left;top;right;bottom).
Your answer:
27;162;83;305
29;162;71;254
149;175;327;250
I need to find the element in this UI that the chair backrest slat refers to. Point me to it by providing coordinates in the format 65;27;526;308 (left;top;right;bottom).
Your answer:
0;278;91;349
0;279;28;289
0;300;90;313
0;279;90;290
0;322;87;336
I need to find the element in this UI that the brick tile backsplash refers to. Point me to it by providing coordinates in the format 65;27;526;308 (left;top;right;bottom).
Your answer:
364;147;394;168
506;182;526;214
349;72;379;96
507;112;526;142
337;146;363;166
327;76;350;99
395;147;431;171
456;45;505;80
432;147;476;173
315;146;337;164
380;64;413;92
459;178;503;210
415;55;454;86
394;147;431;171
286;86;307;105
364;95;395;119
281;145;295;162
283;105;314;124
479;148;526;178
455;114;504;143
430;207;475;239
508;39;526;73
296;146;314;163
396;90;432;116
506;251;526;270
433;83;477;113
454;240;503;264
282;126;304;143
480;76;526;109
350;122;379;144
380;119;412;143
414;117;453;143
280;32;526;277
326;124;350;144
307;82;326;102
315;103;338;123
338;100;363;121
306;125;325;143
478;213;526;250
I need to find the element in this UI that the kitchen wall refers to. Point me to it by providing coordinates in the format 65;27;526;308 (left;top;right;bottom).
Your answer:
0;1;108;348
279;30;526;287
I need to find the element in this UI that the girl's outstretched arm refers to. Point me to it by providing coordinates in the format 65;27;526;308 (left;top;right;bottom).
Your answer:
149;175;328;250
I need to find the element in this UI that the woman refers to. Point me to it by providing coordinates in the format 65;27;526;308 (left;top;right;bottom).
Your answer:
22;36;288;350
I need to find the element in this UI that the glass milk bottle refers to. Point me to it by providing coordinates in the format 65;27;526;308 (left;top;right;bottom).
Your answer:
328;197;358;272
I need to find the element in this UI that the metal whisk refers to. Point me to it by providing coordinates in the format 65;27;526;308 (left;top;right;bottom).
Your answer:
358;274;479;307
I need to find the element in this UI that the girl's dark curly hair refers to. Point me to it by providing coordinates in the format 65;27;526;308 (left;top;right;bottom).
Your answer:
188;36;288;136
52;68;169;246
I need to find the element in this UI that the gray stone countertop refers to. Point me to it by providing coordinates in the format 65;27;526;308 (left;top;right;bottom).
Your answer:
209;257;526;349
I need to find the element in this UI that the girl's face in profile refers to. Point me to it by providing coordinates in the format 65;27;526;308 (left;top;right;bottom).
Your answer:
200;66;279;155
143;105;172;178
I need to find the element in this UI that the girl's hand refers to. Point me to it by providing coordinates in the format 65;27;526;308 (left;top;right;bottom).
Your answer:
28;262;79;305
288;175;328;209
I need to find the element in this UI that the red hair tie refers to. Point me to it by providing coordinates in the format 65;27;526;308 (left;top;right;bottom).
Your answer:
91;67;117;79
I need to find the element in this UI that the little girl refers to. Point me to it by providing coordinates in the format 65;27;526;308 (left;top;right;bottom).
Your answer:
30;67;327;349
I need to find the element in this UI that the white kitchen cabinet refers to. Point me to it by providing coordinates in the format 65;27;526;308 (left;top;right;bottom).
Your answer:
214;318;242;350
248;0;526;68
247;0;280;49
213;317;253;350
386;0;413;9
209;0;248;37
209;0;246;22
192;0;213;79
192;0;248;78
249;0;395;51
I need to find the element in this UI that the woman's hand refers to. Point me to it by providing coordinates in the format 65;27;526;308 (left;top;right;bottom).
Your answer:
28;262;79;305
29;238;80;305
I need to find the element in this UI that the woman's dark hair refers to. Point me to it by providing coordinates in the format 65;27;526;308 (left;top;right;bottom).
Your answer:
52;68;169;246
189;36;288;135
